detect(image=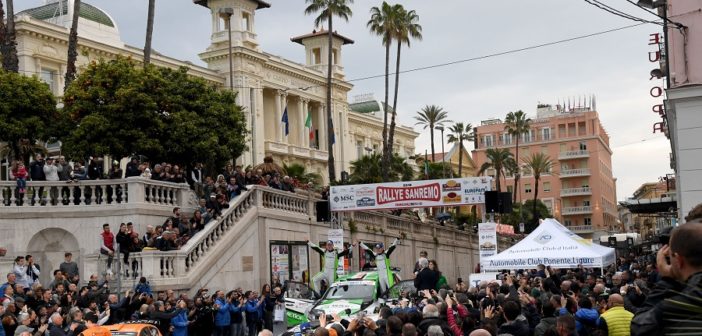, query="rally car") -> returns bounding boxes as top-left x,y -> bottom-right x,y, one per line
79,322 -> 161,336
284,271 -> 416,330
